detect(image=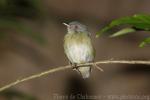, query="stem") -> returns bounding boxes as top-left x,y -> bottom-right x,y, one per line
0,60 -> 150,92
